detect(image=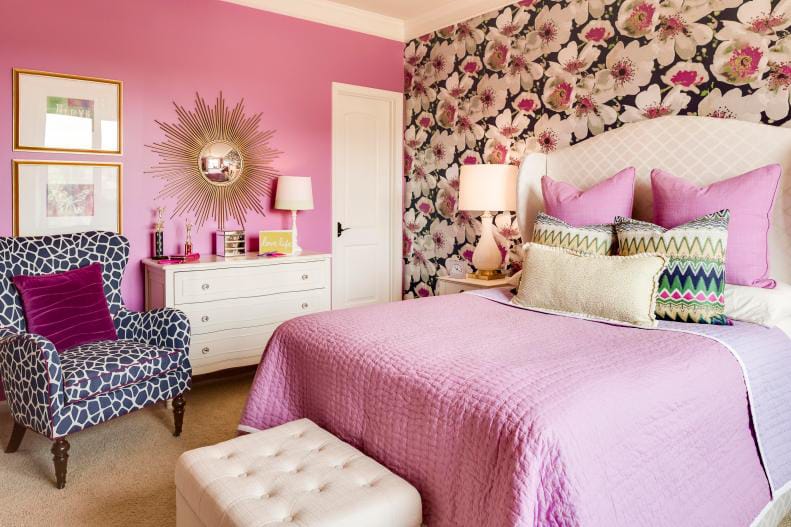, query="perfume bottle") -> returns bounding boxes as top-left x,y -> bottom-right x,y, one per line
153,207 -> 166,260
184,221 -> 193,255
